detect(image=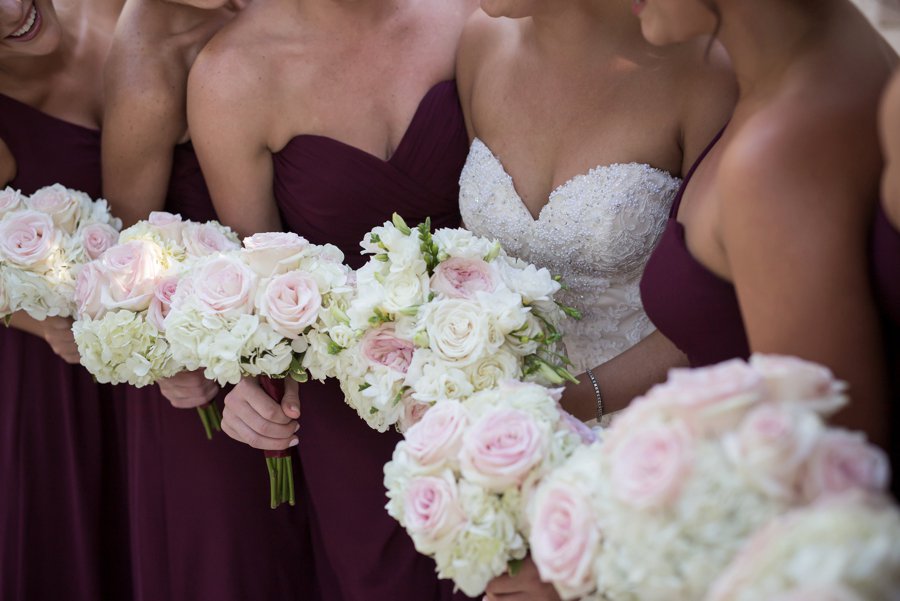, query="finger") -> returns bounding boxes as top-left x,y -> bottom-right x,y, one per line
222,408 -> 297,450
238,381 -> 294,425
225,391 -> 298,438
281,377 -> 301,419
